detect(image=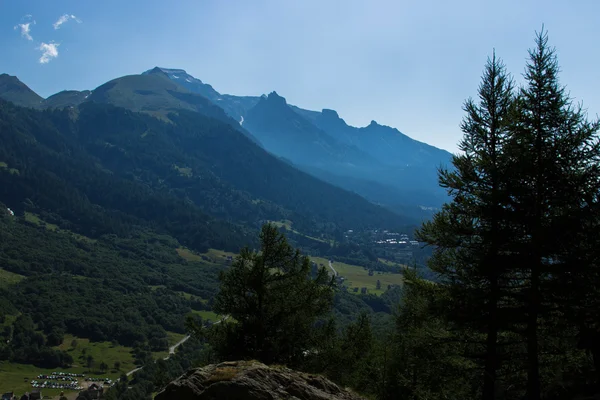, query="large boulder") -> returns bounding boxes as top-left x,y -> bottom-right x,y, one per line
154,360 -> 366,400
